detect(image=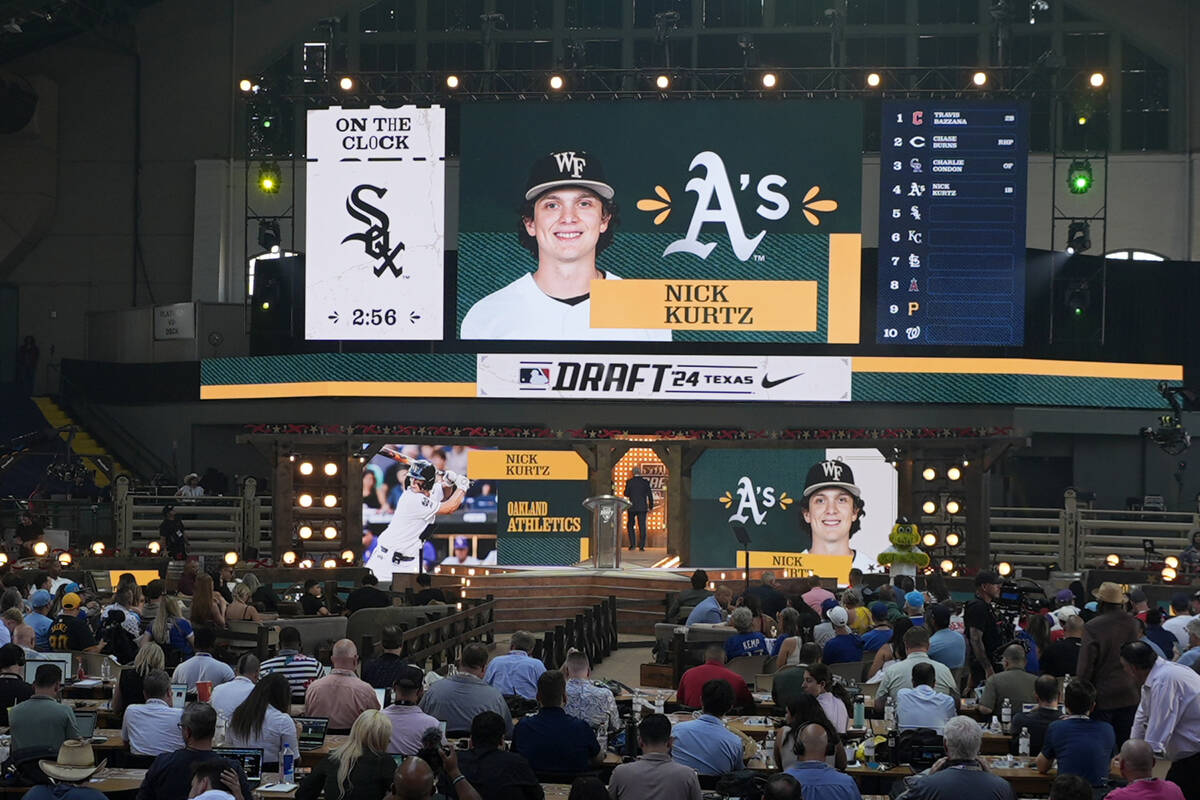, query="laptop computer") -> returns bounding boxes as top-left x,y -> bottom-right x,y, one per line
170,683 -> 188,709
373,687 -> 392,709
214,747 -> 264,785
73,710 -> 97,739
294,717 -> 329,751
26,652 -> 72,685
